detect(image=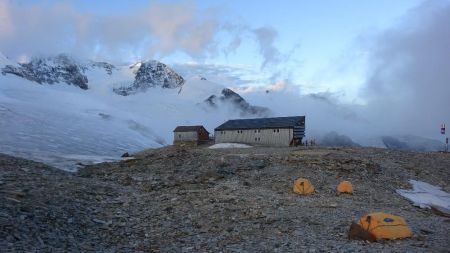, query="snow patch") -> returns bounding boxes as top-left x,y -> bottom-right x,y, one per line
209,143 -> 252,149
396,180 -> 450,212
